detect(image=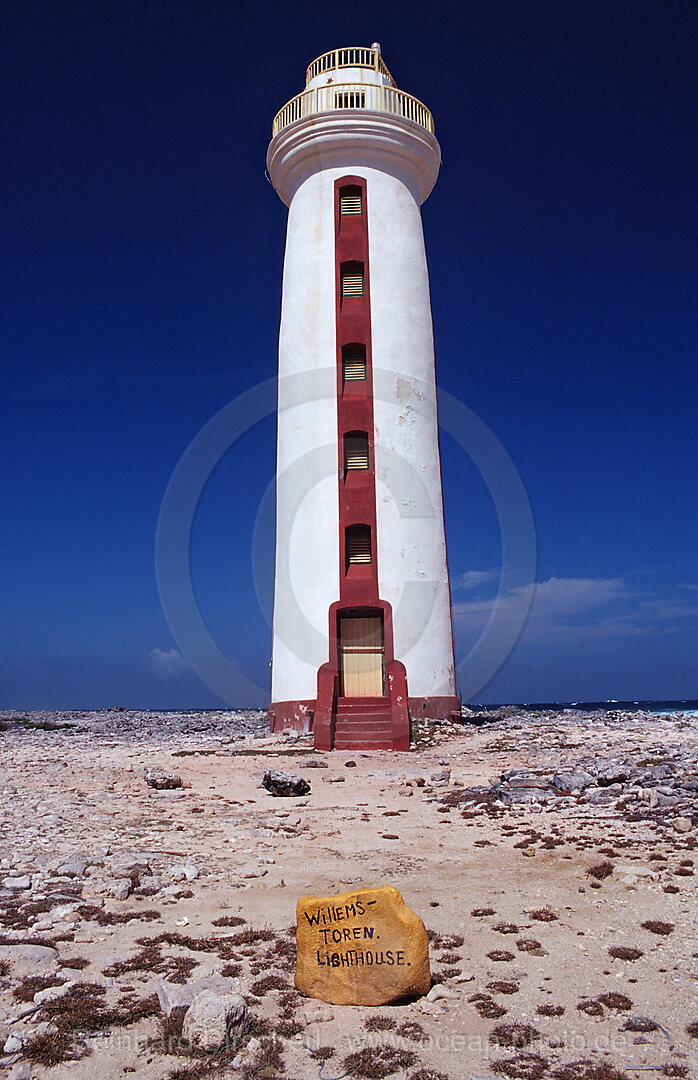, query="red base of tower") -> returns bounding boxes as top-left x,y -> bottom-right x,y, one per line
267,699 -> 315,732
268,693 -> 462,749
407,696 -> 462,722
